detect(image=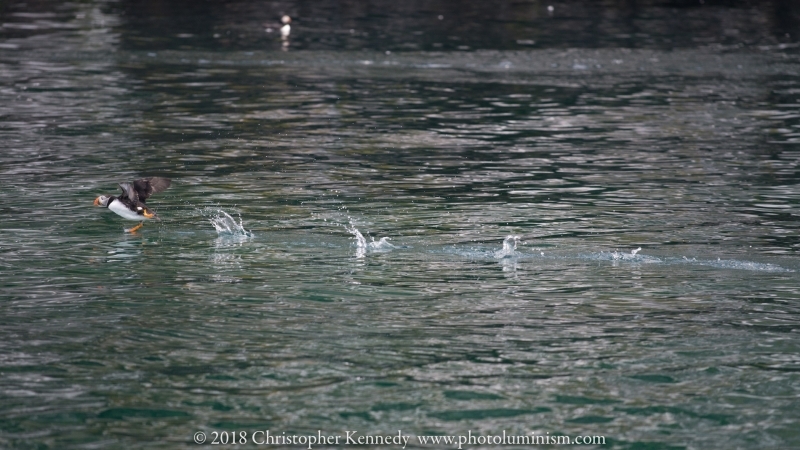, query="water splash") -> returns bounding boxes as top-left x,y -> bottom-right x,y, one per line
612,247 -> 643,261
494,235 -> 522,259
204,208 -> 251,236
369,237 -> 395,250
346,222 -> 367,258
346,222 -> 395,258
